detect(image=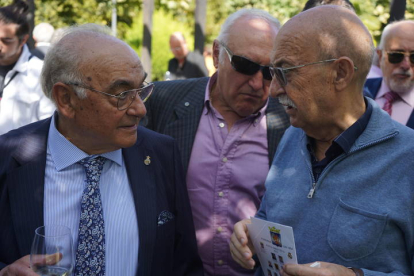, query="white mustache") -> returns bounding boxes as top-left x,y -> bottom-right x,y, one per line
393,70 -> 412,77
278,95 -> 297,108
